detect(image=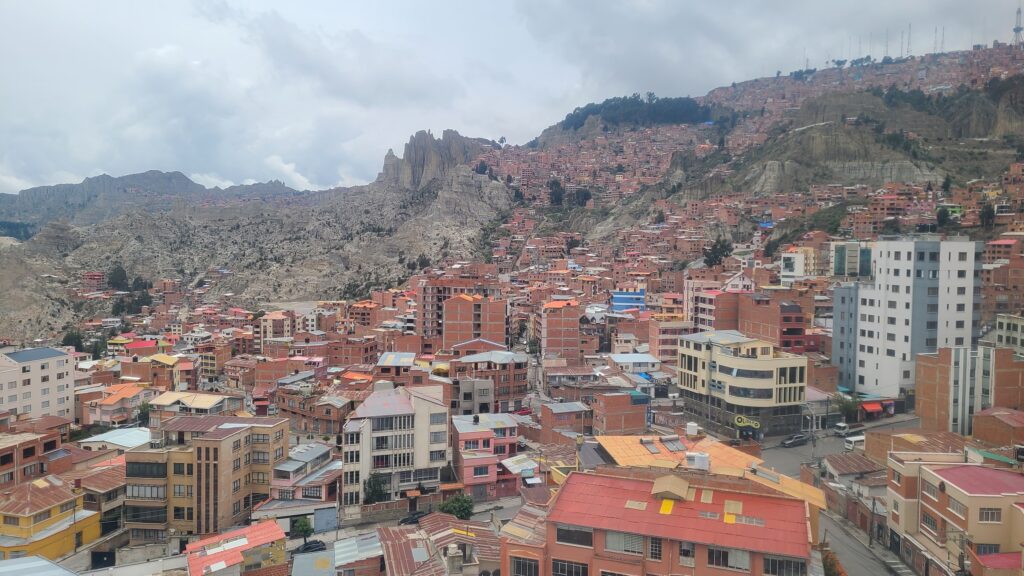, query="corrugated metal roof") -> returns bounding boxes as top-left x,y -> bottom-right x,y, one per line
0,556 -> 78,576
81,427 -> 152,449
3,348 -> 68,363
334,531 -> 382,566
